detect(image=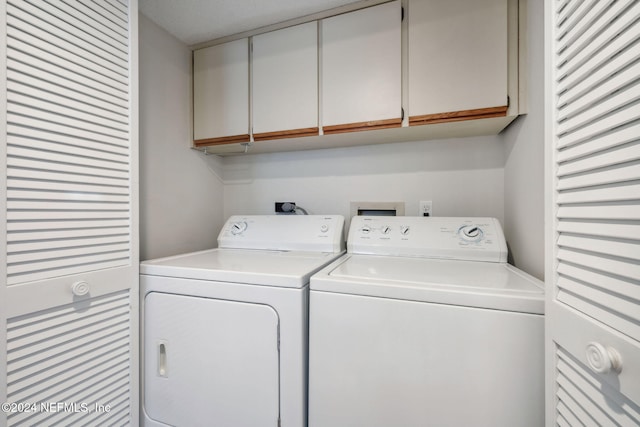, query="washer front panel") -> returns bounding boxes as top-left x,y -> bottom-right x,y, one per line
308,291 -> 544,427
